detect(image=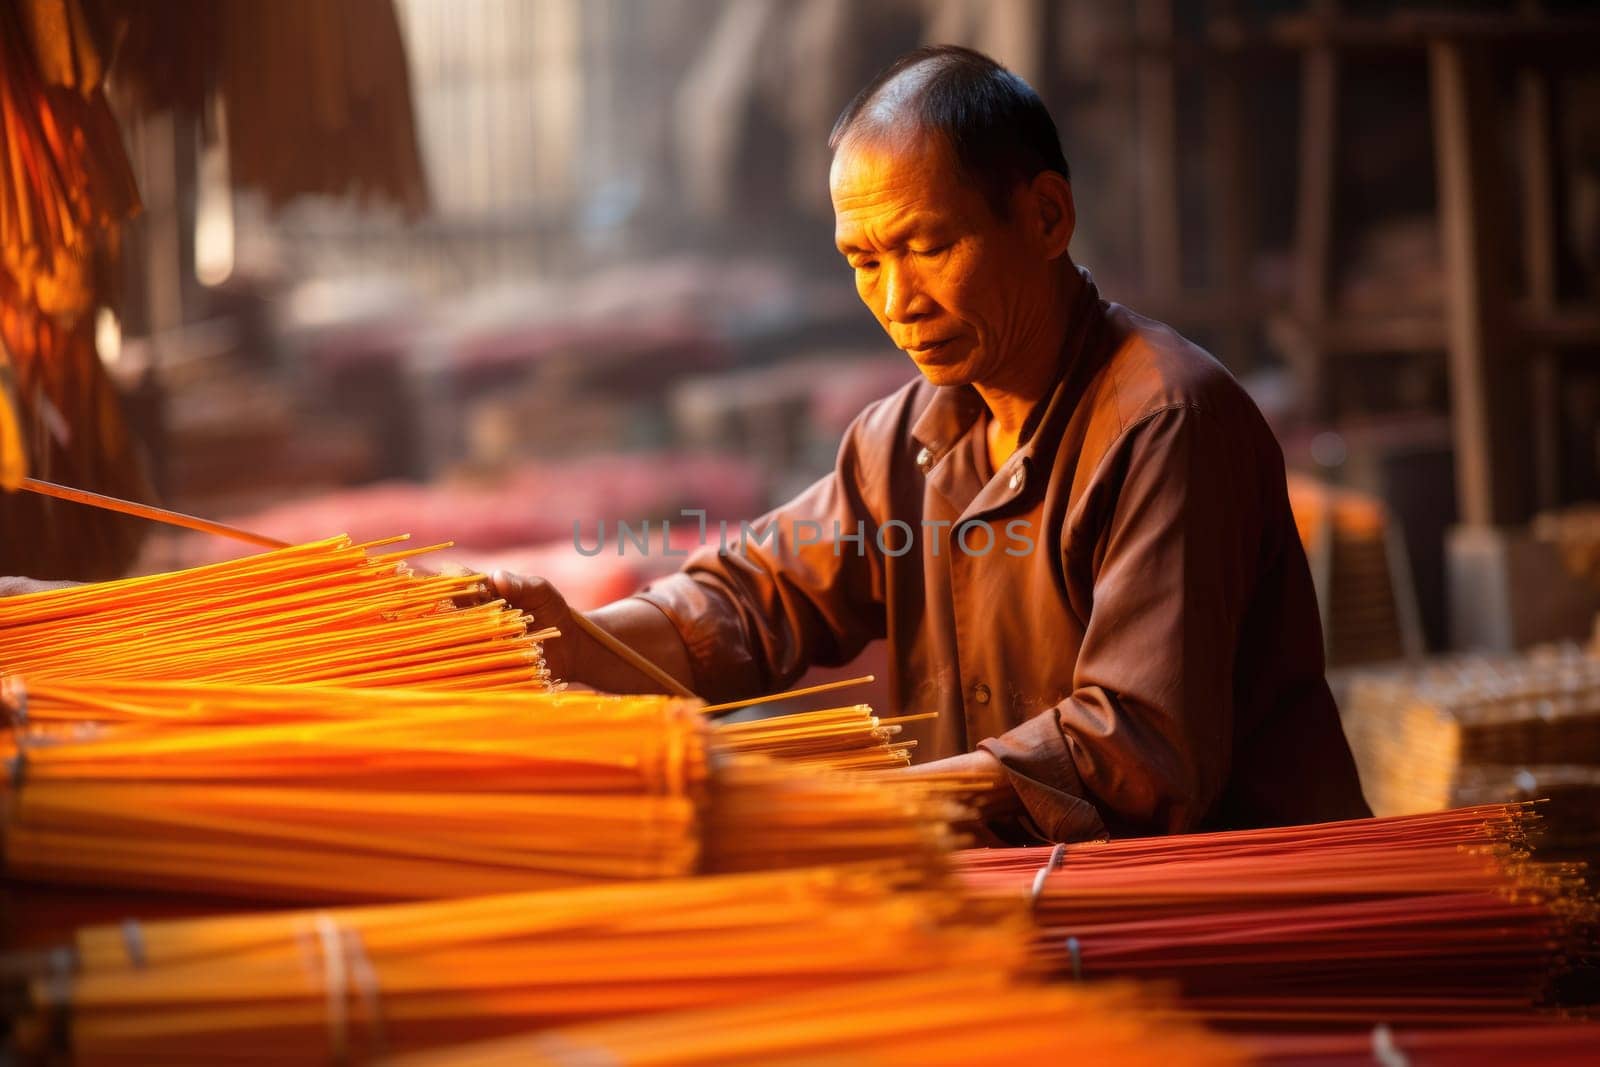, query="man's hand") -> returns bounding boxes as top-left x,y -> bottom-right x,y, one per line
0,576 -> 75,597
487,571 -> 695,695
897,747 -> 1025,824
487,571 -> 588,684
